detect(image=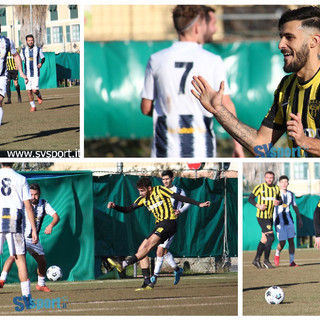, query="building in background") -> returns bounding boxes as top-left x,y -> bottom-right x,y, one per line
1,5 -> 80,53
